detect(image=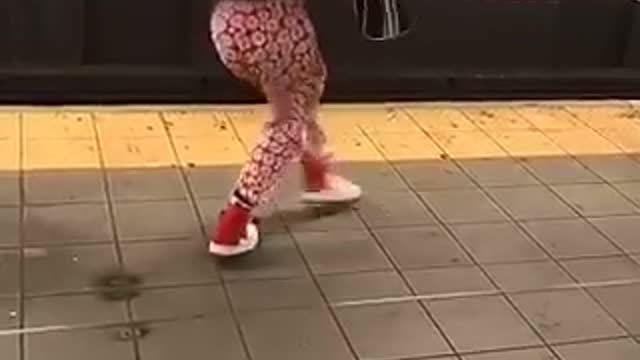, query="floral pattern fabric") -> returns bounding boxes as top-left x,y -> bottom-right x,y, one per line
210,0 -> 328,207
